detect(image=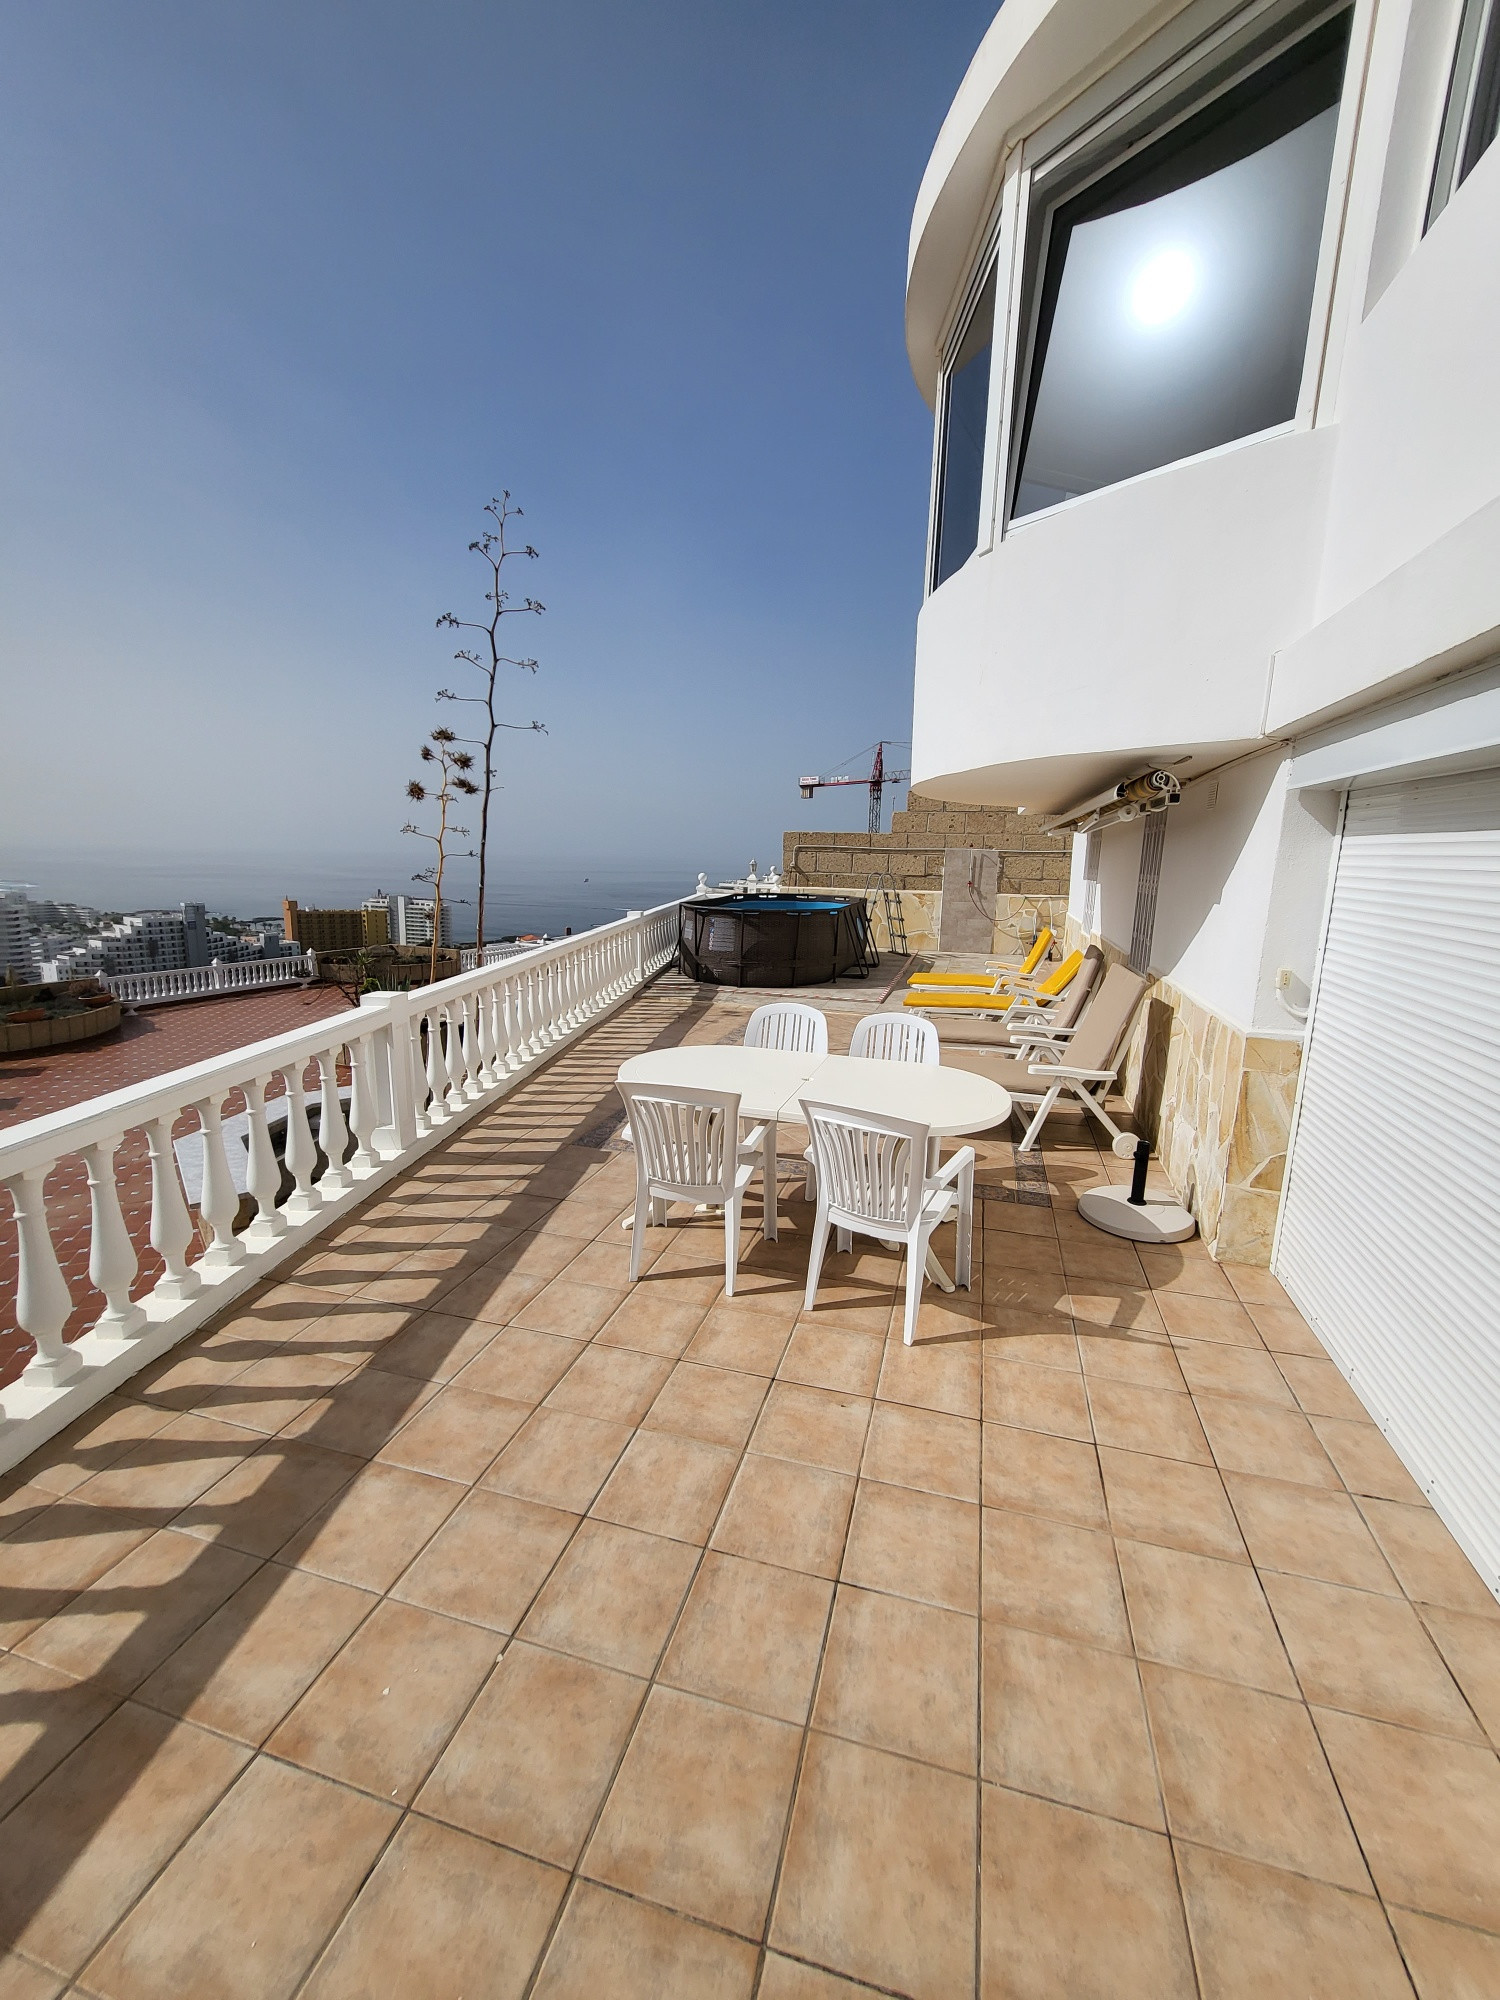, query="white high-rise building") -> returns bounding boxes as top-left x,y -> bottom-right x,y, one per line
0,892 -> 40,981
